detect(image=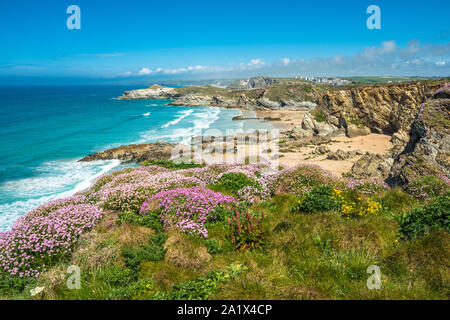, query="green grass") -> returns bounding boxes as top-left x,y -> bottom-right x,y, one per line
4,178 -> 449,300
